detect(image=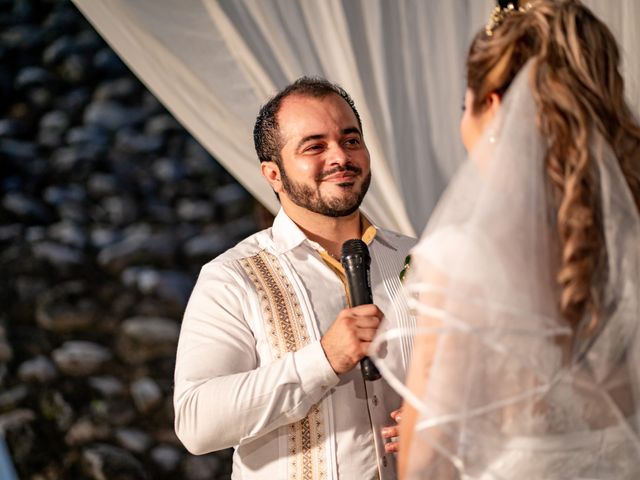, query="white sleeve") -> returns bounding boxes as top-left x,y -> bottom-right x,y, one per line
173,261 -> 339,455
